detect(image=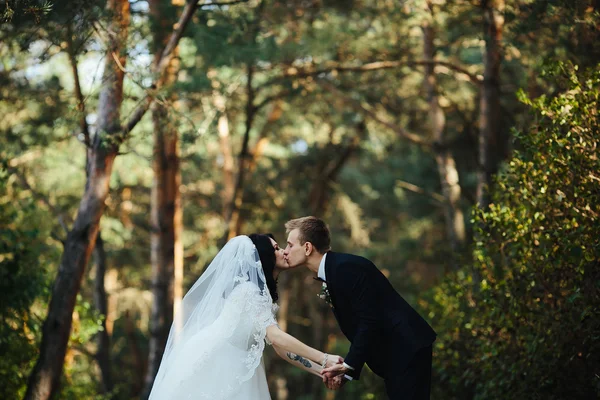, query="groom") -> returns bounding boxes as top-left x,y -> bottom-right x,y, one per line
283,217 -> 436,399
